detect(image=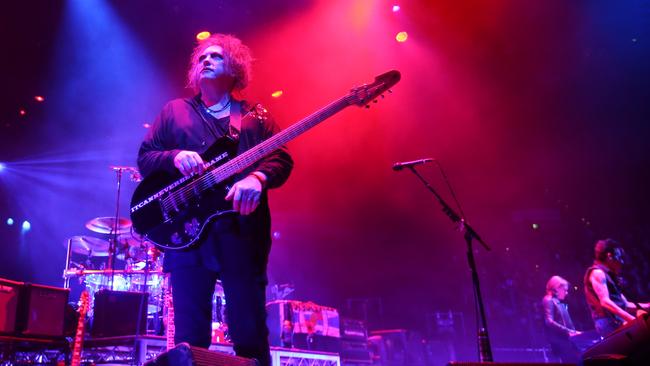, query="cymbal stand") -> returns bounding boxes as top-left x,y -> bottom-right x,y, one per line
401,165 -> 494,362
63,237 -> 73,289
107,167 -> 125,290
